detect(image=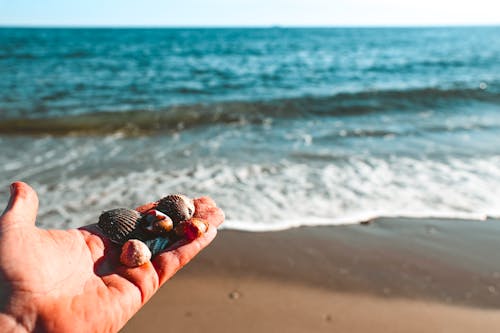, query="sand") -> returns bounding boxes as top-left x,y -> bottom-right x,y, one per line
121,218 -> 500,332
